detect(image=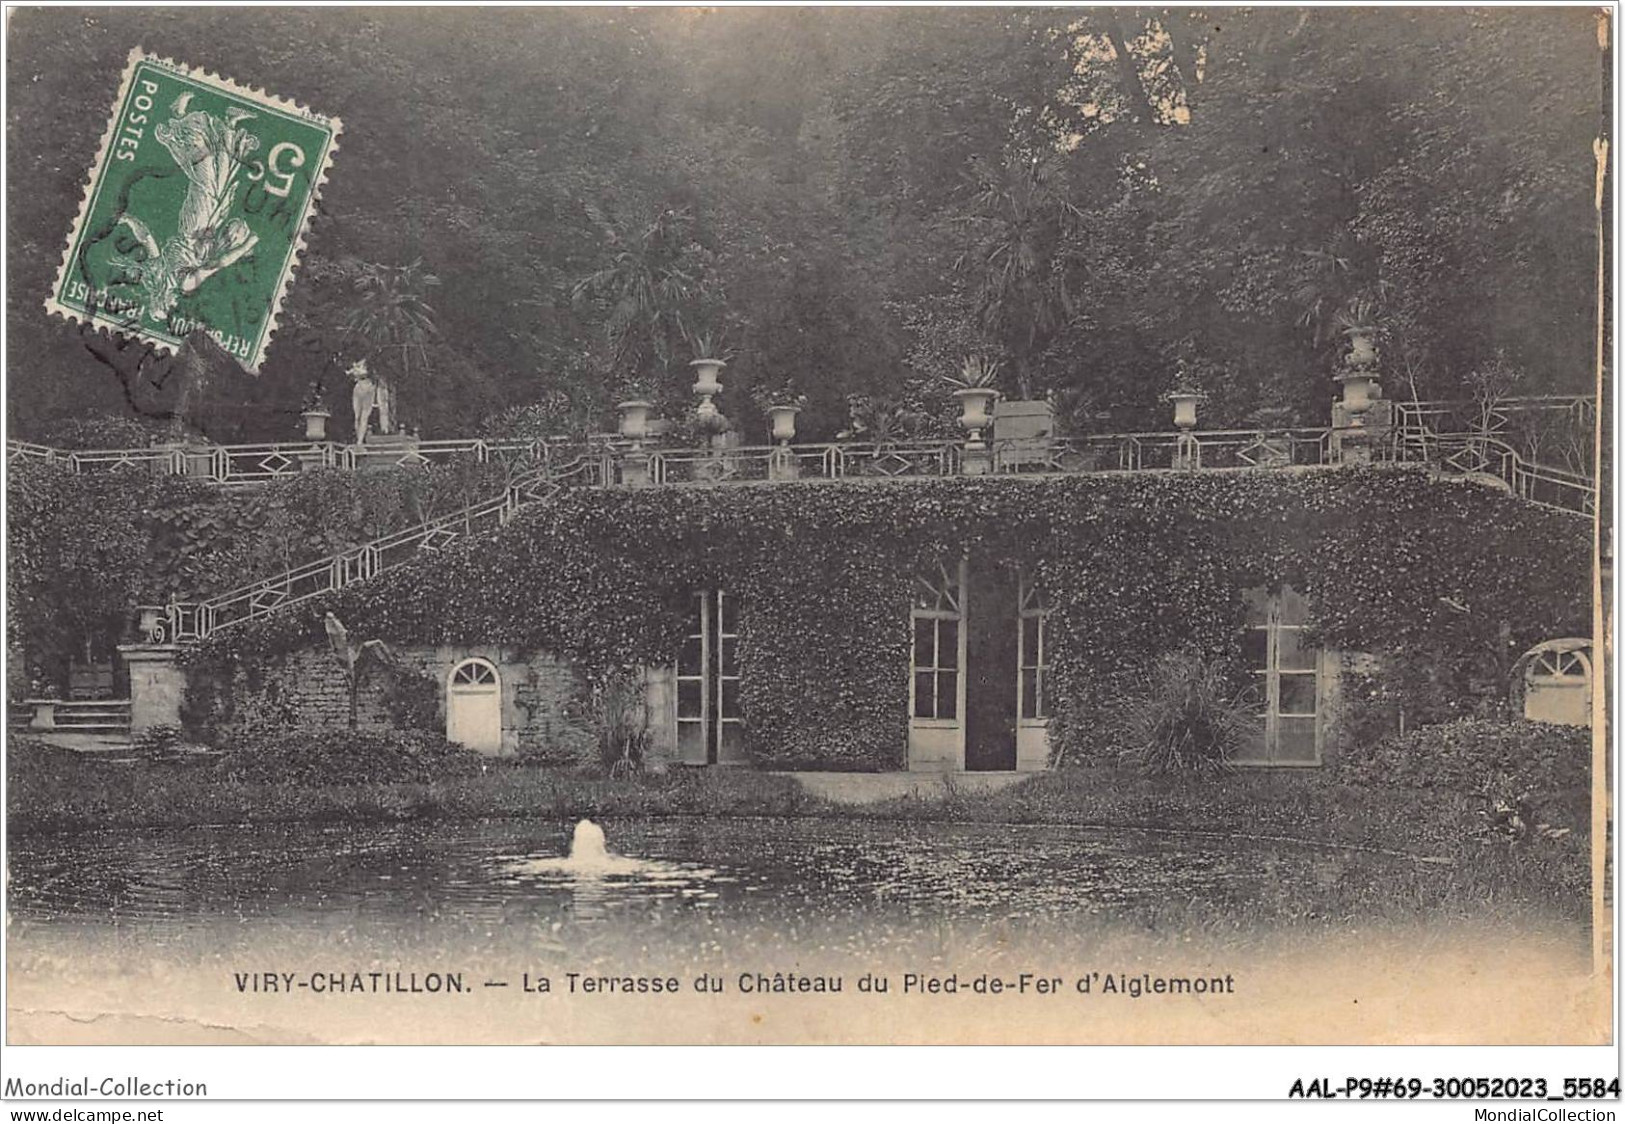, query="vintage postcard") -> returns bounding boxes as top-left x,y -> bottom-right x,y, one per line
2,3 -> 1615,1104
